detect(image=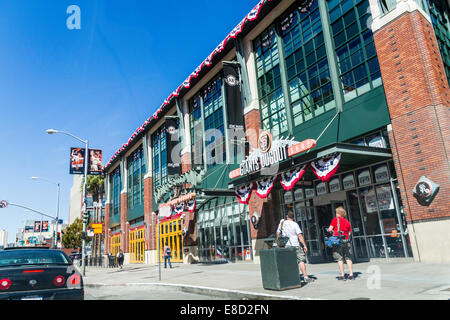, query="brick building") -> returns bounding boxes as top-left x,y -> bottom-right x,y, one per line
103,0 -> 450,265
